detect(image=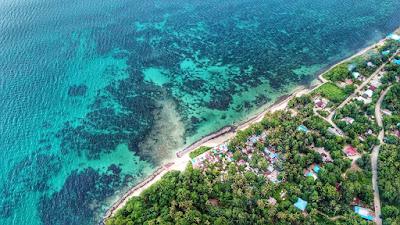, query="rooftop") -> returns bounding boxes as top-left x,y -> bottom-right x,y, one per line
297,125 -> 309,133
344,146 -> 358,156
294,198 -> 308,211
354,206 -> 375,221
387,33 -> 400,41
